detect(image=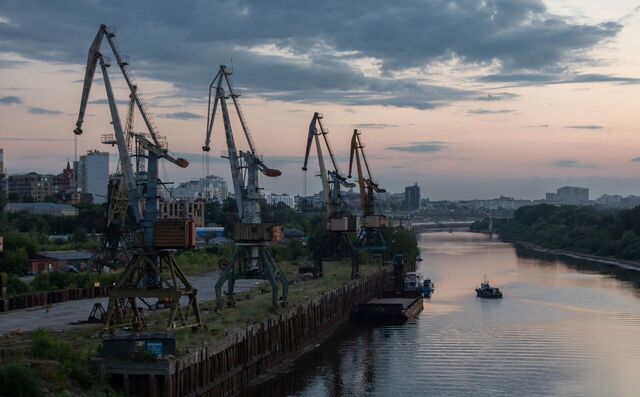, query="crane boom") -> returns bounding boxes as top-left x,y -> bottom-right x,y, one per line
74,24 -> 164,148
74,24 -> 189,224
98,55 -> 141,223
348,129 -> 385,217
204,65 -> 280,219
303,113 -> 354,217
